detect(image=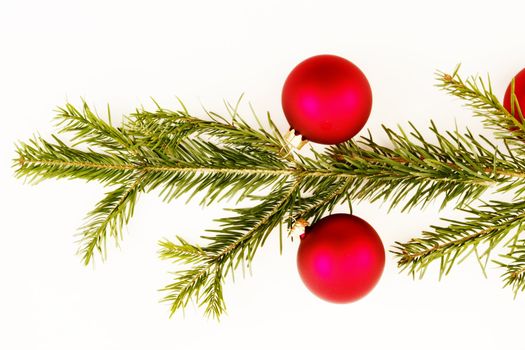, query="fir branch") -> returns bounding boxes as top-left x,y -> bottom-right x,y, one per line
159,179 -> 301,319
127,99 -> 293,162
15,67 -> 525,317
159,176 -> 360,319
18,100 -> 525,211
496,239 -> 525,295
140,136 -> 292,205
55,102 -> 134,151
325,122 -> 525,211
78,173 -> 144,264
290,177 -> 353,225
437,67 -> 525,145
14,135 -> 136,185
158,237 -> 210,264
393,200 -> 525,279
